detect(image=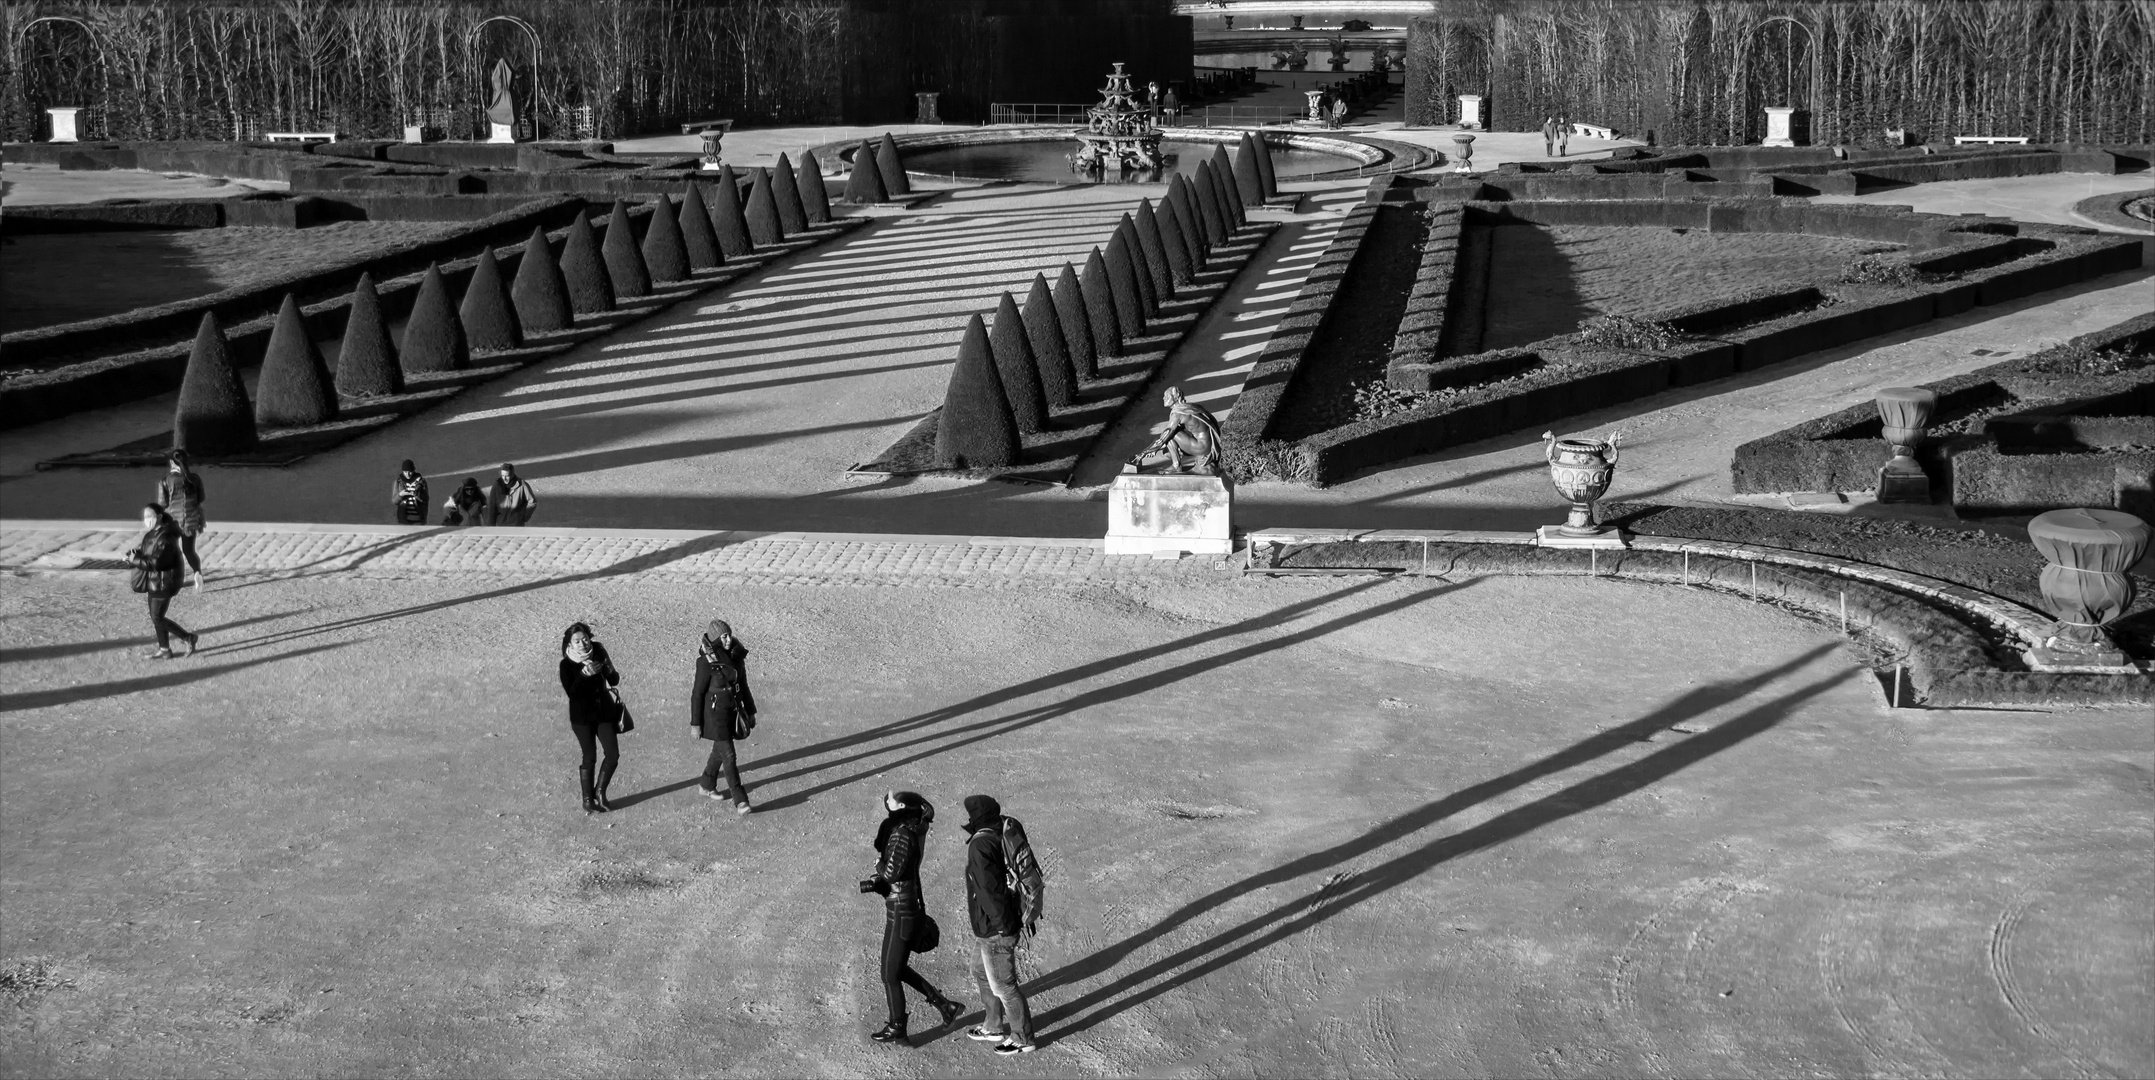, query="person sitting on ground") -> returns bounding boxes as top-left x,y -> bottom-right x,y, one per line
442,478 -> 487,526
485,463 -> 538,526
155,449 -> 209,592
392,459 -> 430,526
